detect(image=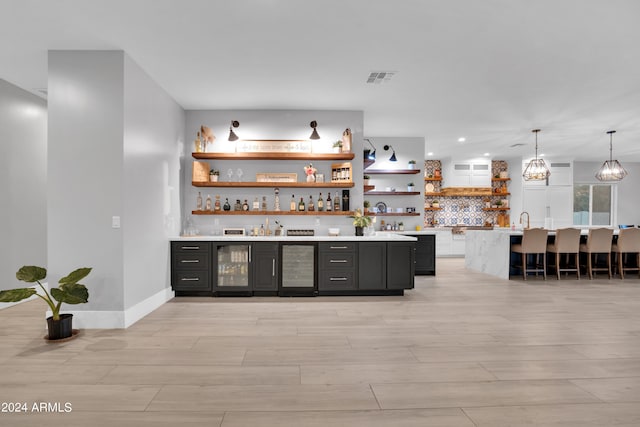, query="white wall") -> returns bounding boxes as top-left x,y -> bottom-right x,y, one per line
48,51 -> 184,327
0,80 -> 47,289
184,110 -> 363,235
123,55 -> 184,310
